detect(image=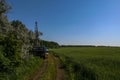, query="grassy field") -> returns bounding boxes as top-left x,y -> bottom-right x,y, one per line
52,47 -> 120,80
